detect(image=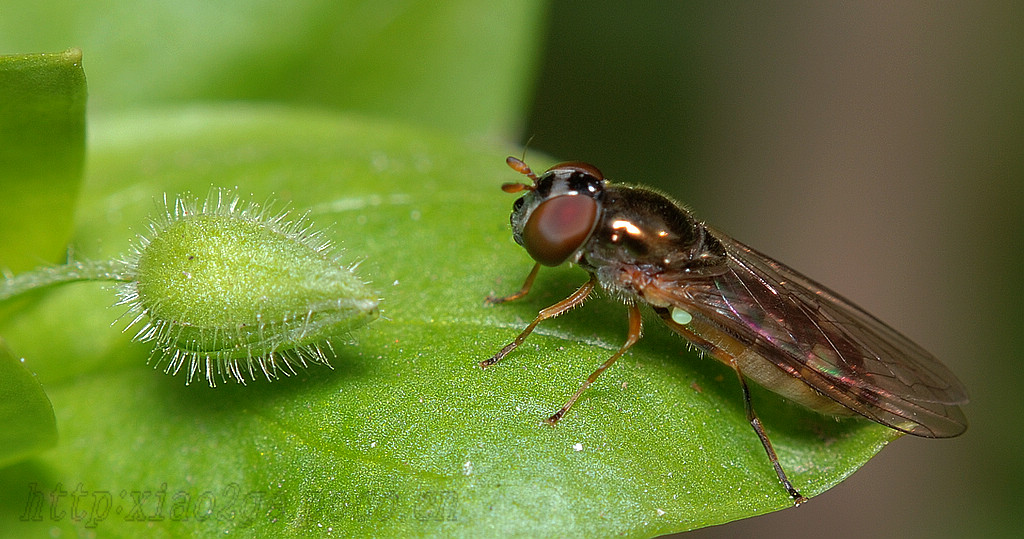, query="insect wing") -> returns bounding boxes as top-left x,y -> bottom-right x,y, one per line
661,229 -> 968,438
